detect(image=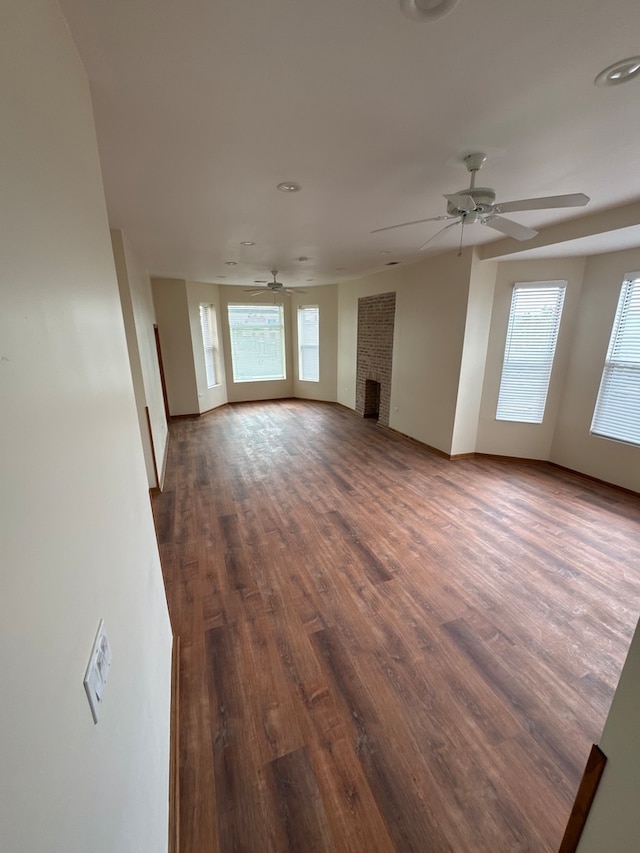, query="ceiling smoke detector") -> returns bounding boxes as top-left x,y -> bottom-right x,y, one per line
400,0 -> 460,22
